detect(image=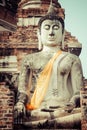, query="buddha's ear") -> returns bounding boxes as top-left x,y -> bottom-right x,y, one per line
61,30 -> 65,50
37,29 -> 43,50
